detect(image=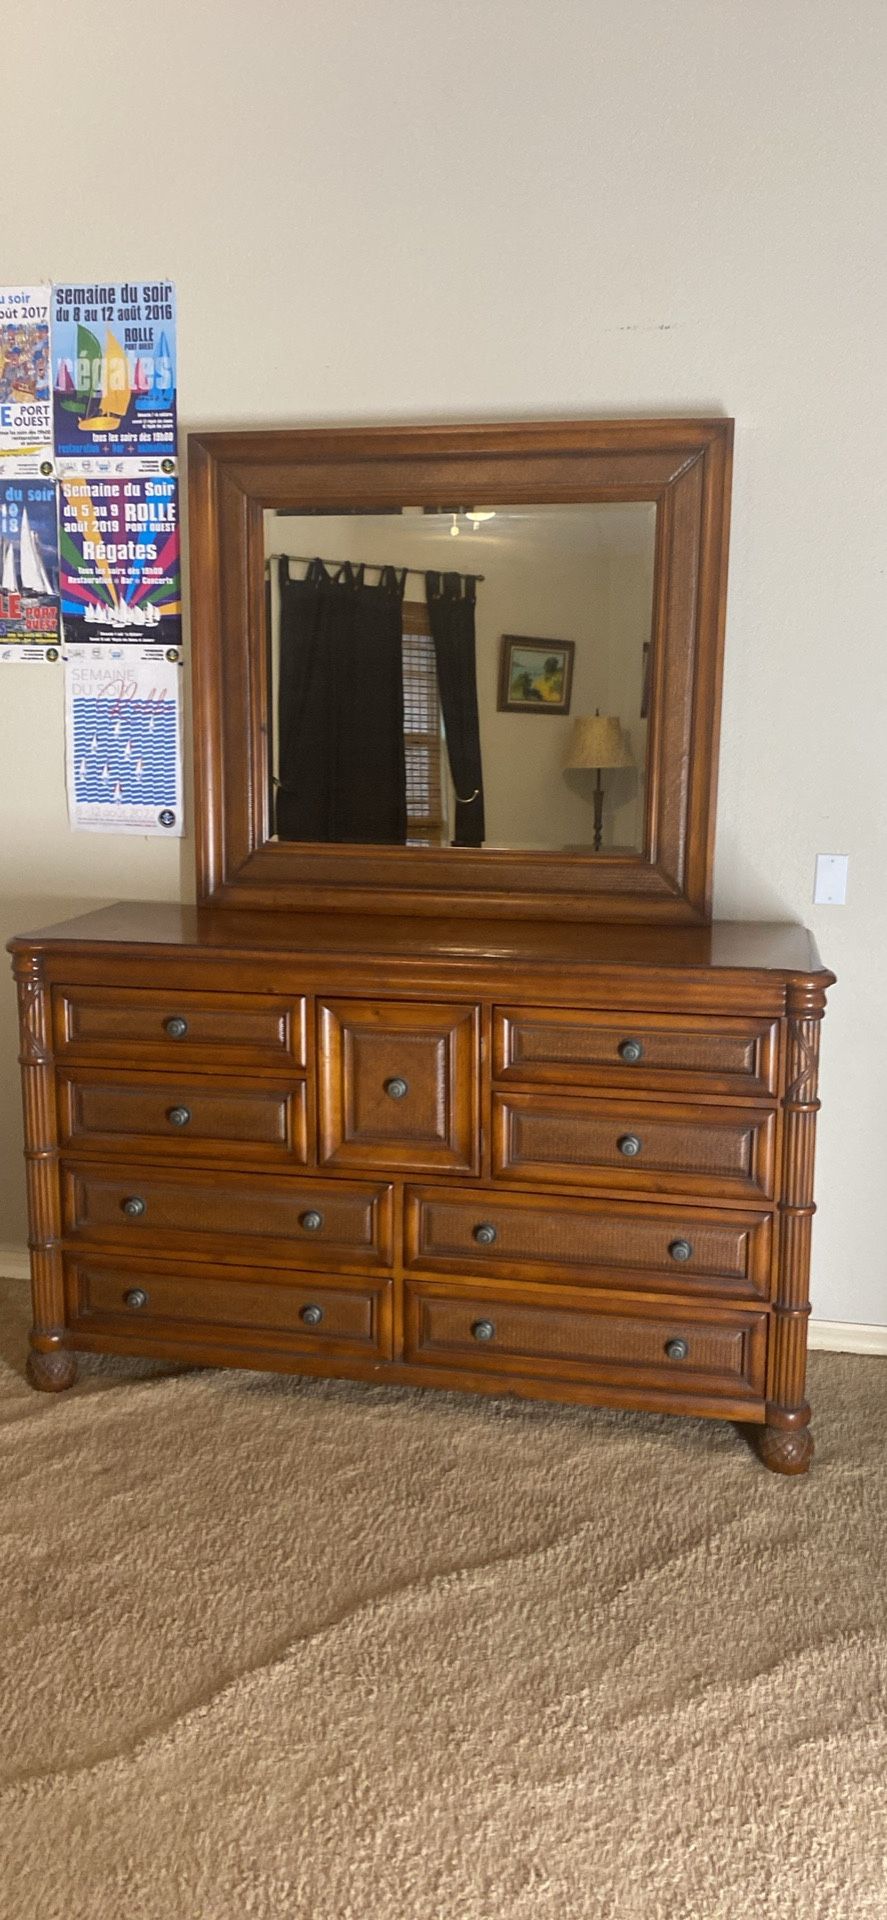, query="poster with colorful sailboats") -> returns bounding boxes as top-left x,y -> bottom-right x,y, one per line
51,281 -> 177,469
0,287 -> 54,476
59,473 -> 181,648
0,478 -> 61,662
65,649 -> 184,834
